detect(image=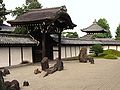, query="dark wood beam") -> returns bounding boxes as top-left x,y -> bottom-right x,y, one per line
21,47 -> 23,63
42,31 -> 46,59
58,32 -> 61,60
9,47 -> 11,66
